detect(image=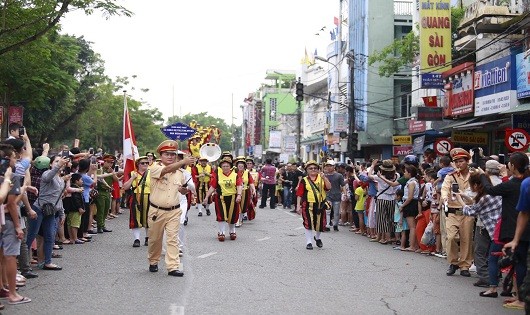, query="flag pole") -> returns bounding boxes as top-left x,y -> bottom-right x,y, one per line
124,90 -> 136,169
